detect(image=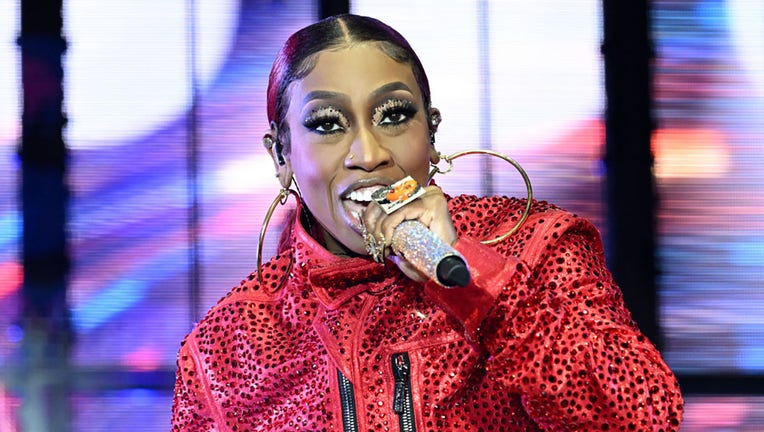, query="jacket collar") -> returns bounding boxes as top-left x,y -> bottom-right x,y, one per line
290,203 -> 398,310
